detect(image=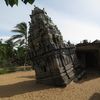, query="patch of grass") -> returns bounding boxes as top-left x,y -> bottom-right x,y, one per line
0,68 -> 8,74
0,67 -> 16,74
